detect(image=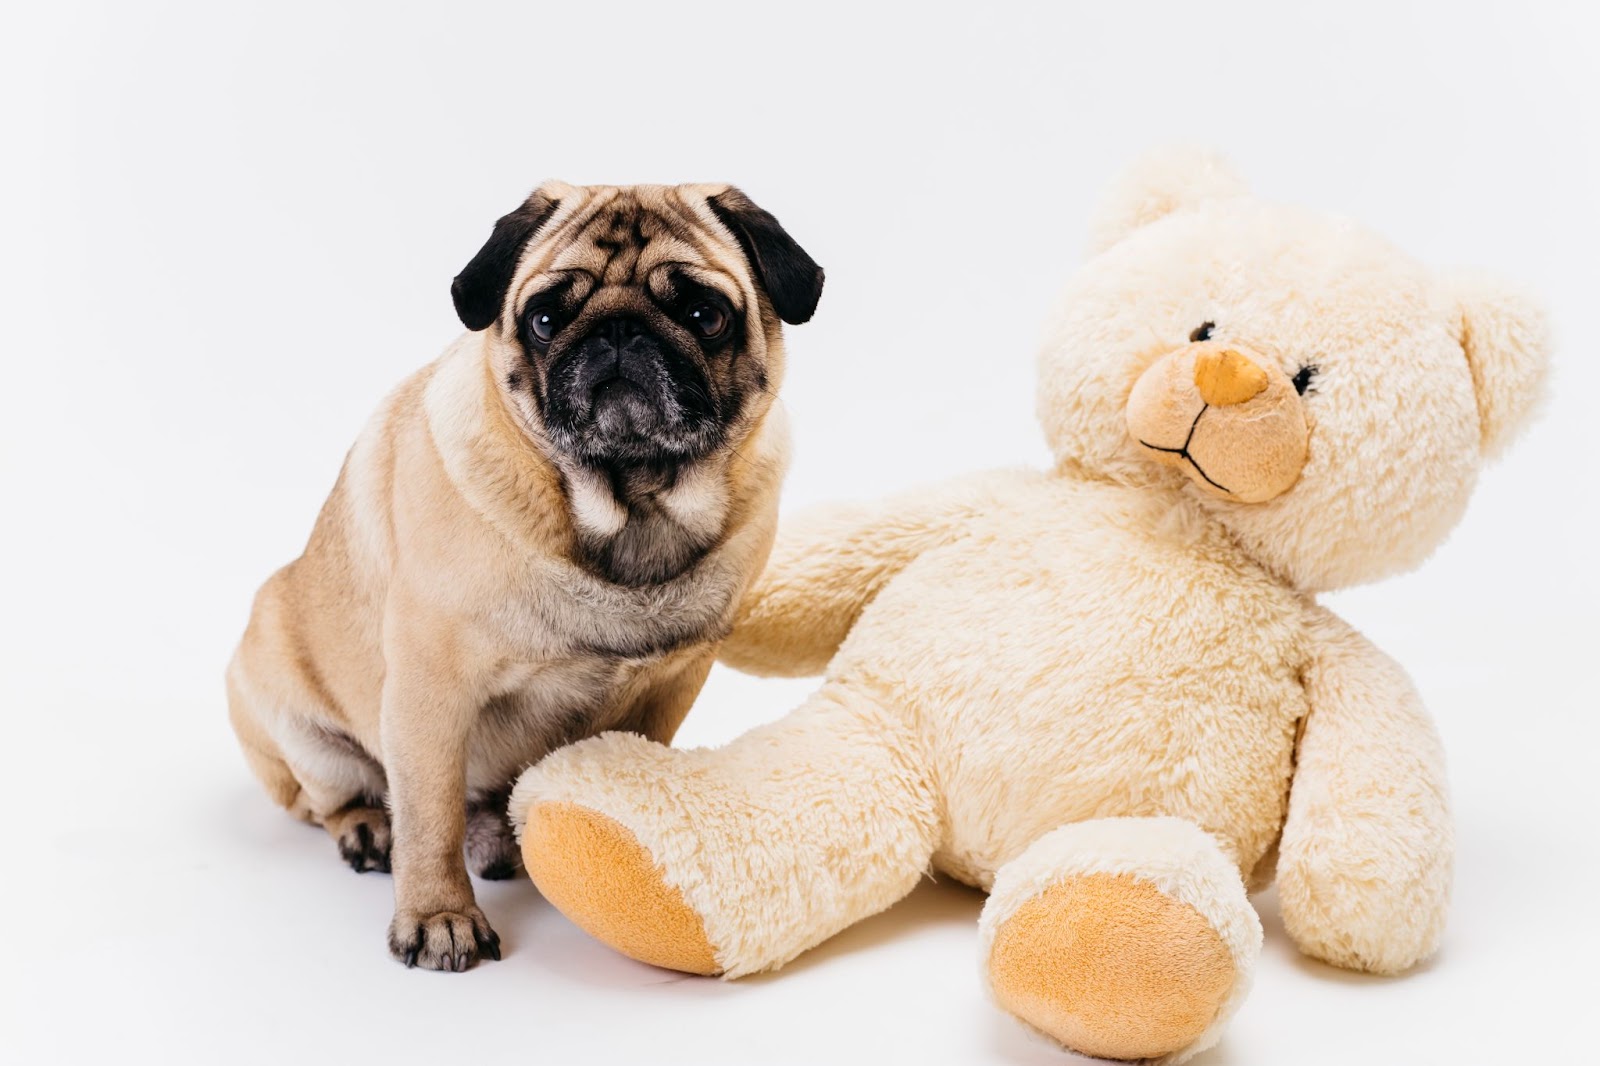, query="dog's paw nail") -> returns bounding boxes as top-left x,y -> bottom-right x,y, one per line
475,924 -> 502,961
